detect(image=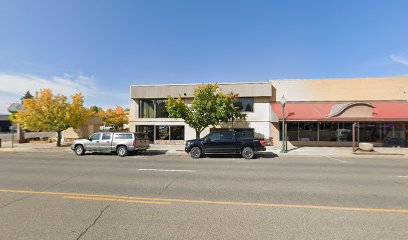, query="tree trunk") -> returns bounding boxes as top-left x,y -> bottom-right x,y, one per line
57,131 -> 62,147
195,130 -> 201,139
